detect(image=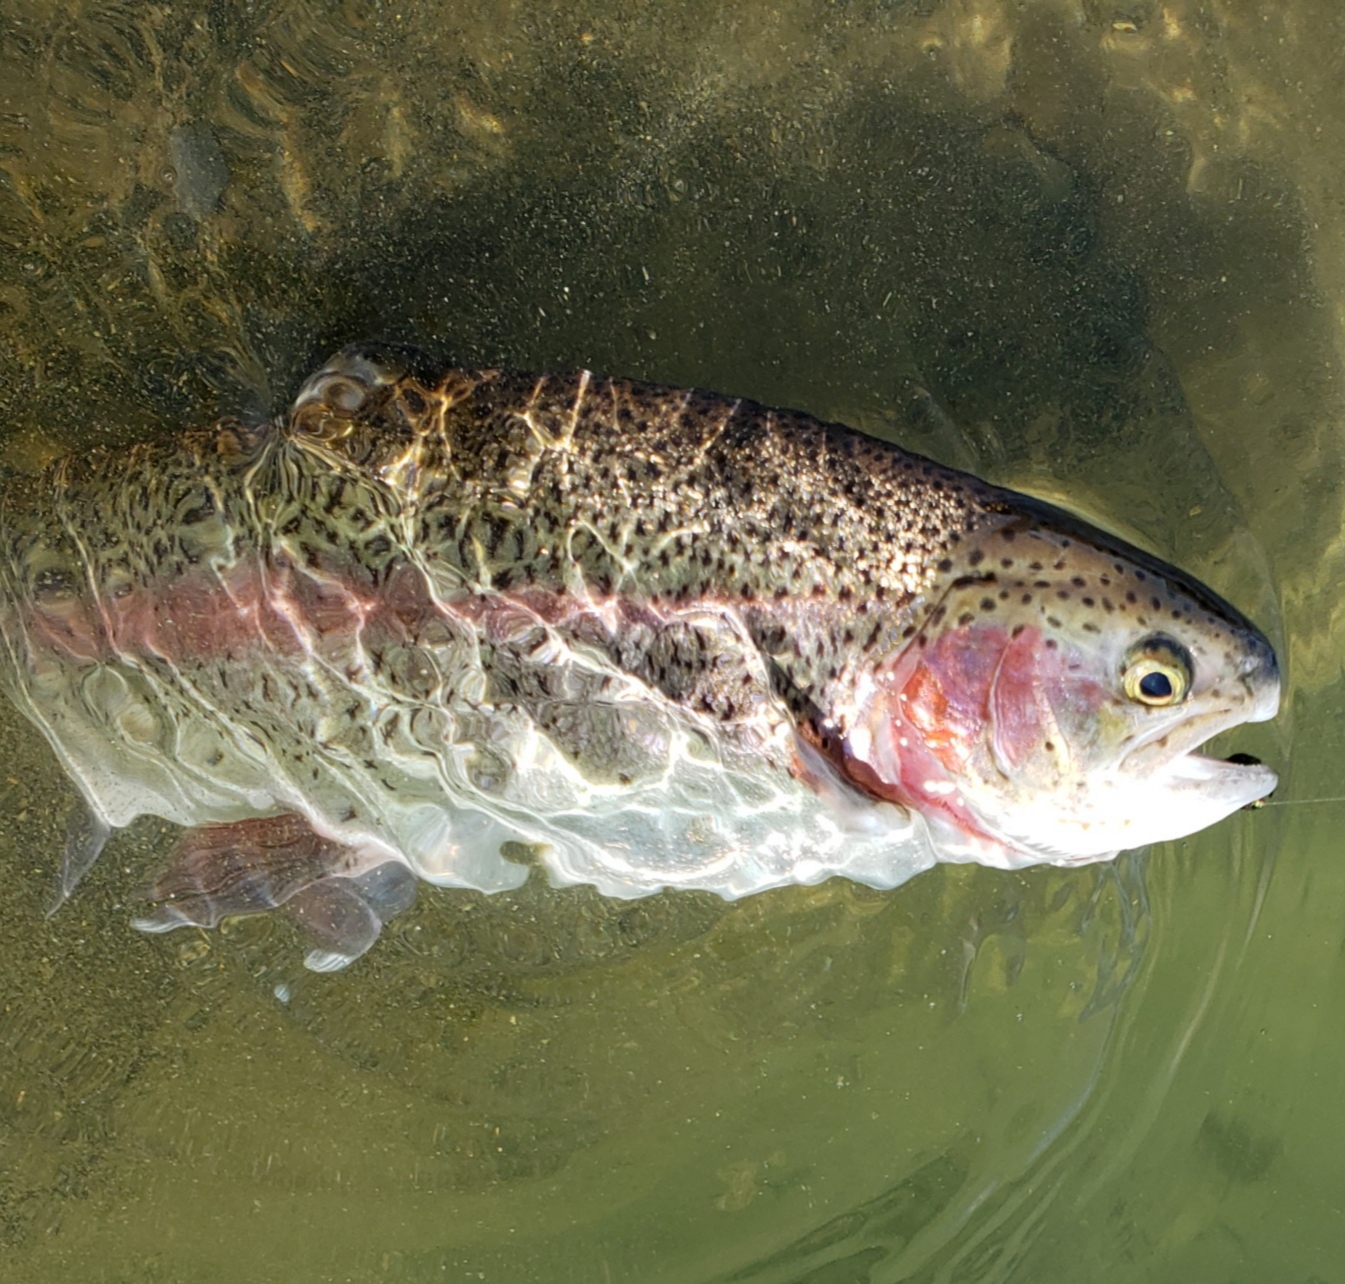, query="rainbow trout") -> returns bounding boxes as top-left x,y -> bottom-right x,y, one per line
0,345 -> 1279,969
